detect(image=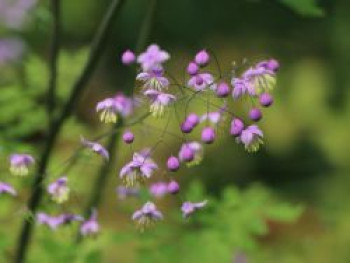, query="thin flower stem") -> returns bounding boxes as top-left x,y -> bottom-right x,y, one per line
13,1 -> 126,262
